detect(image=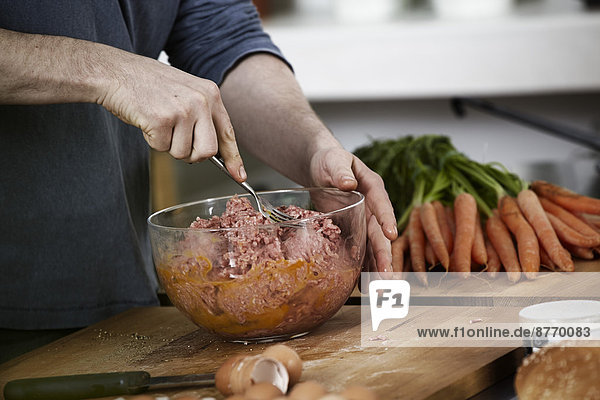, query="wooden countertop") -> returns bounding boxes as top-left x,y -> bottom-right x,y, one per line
1,261 -> 599,400
0,307 -> 527,400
